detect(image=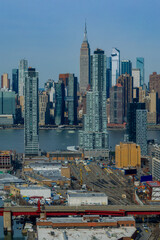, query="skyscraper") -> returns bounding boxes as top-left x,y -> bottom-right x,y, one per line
1,73 -> 10,89
12,69 -> 19,94
121,60 -> 132,76
111,48 -> 120,86
117,73 -> 133,121
127,101 -> 147,155
136,57 -> 144,87
110,84 -> 124,124
136,109 -> 147,156
67,74 -> 77,125
24,68 -> 39,156
55,80 -> 65,125
106,57 -> 112,98
19,59 -> 28,96
132,69 -> 140,88
80,22 -> 90,93
79,49 -> 109,156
